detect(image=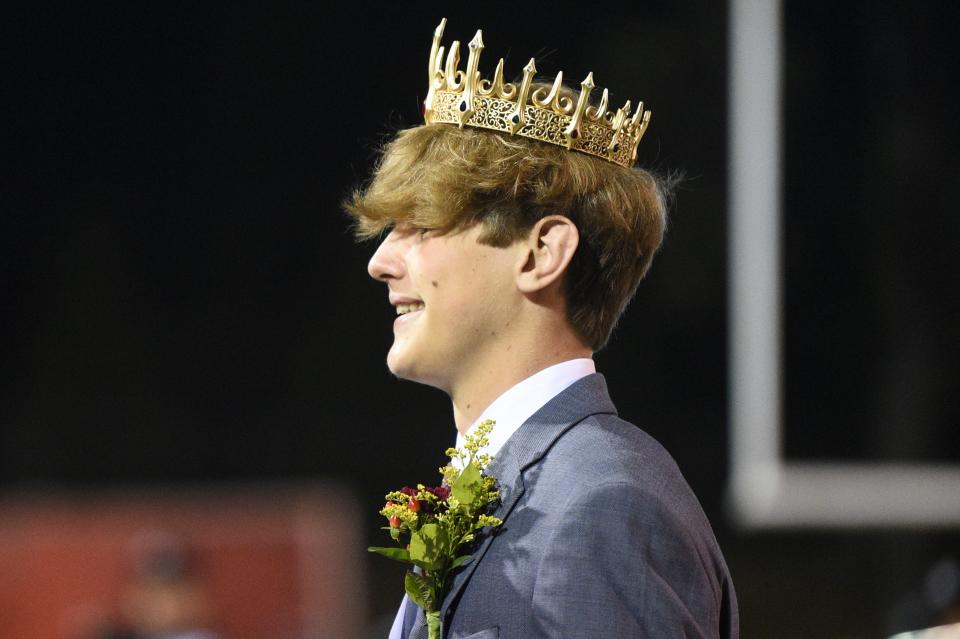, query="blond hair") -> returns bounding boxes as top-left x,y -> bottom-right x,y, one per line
344,123 -> 668,350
